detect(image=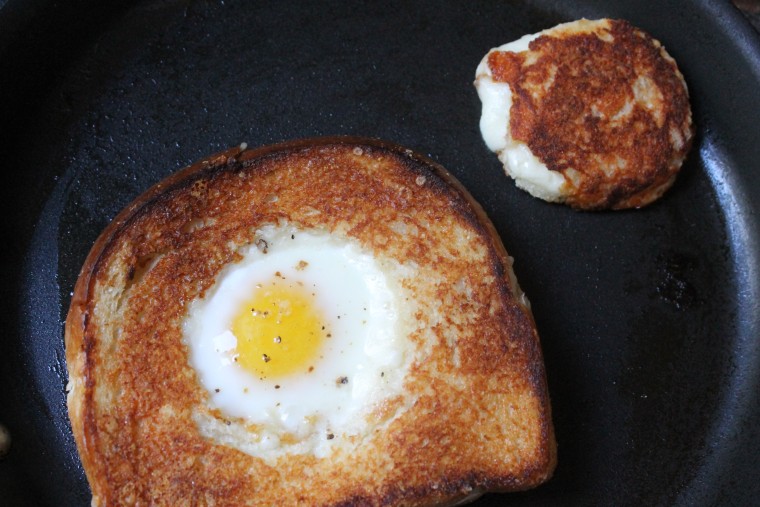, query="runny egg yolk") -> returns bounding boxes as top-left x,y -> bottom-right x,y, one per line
231,278 -> 326,379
